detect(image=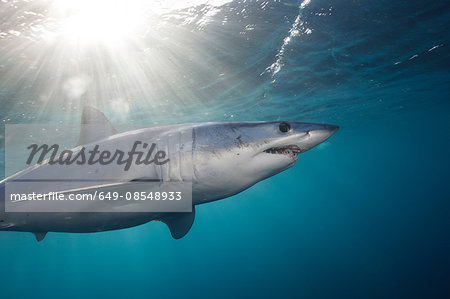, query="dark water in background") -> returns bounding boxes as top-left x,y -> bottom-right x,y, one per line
0,0 -> 449,298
